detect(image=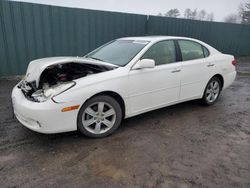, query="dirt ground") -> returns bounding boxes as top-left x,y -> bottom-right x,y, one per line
0,59 -> 249,188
